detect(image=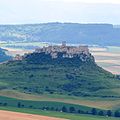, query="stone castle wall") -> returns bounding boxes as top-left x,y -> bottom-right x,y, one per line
35,42 -> 89,58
